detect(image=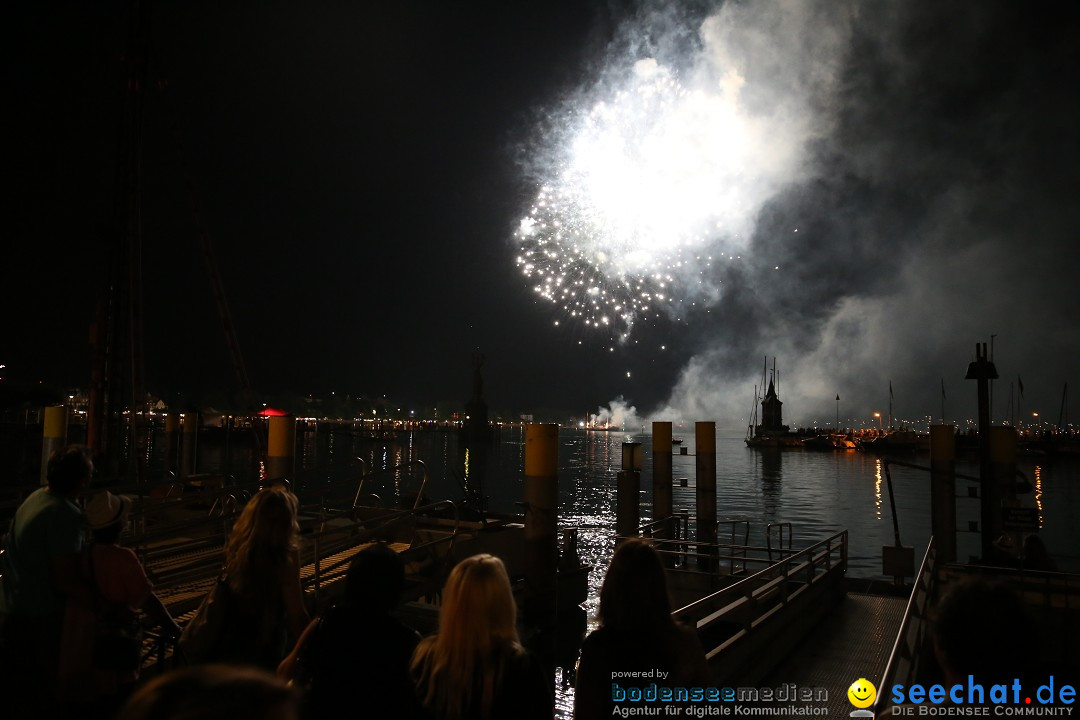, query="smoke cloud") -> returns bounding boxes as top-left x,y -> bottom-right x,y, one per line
561,1 -> 1080,431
